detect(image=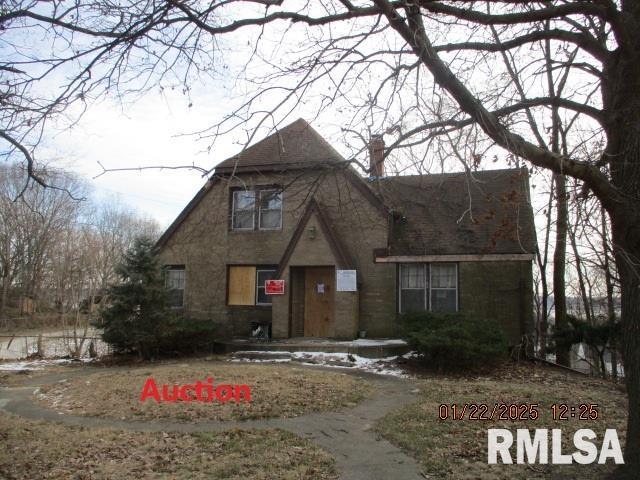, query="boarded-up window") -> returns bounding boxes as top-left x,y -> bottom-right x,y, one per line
228,266 -> 256,305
